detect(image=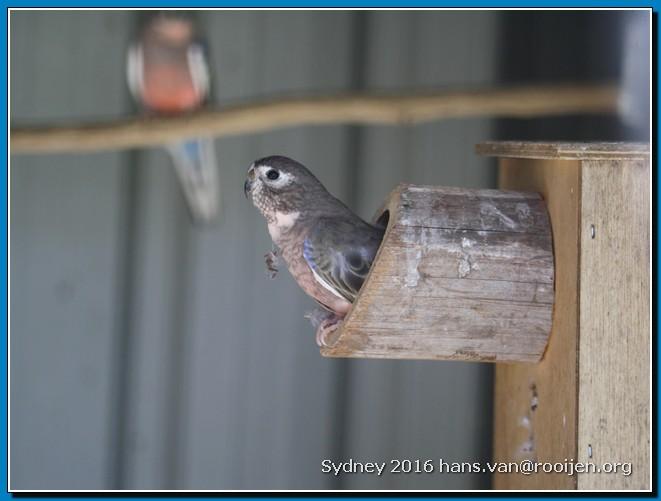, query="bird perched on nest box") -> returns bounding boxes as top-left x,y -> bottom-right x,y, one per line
244,156 -> 384,347
127,13 -> 220,223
